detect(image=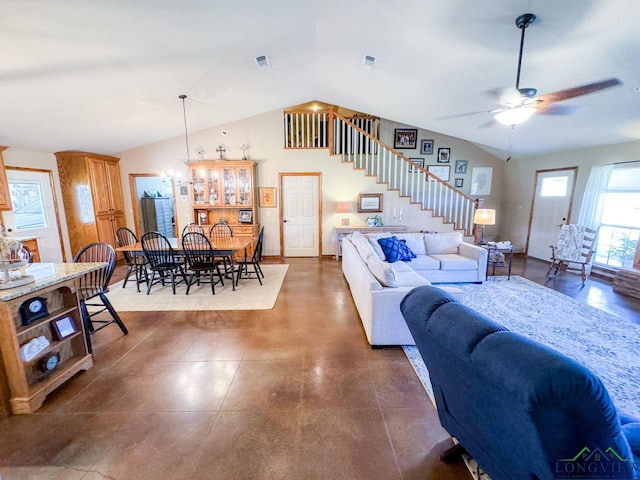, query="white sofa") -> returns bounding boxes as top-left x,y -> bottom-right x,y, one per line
341,231 -> 487,346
